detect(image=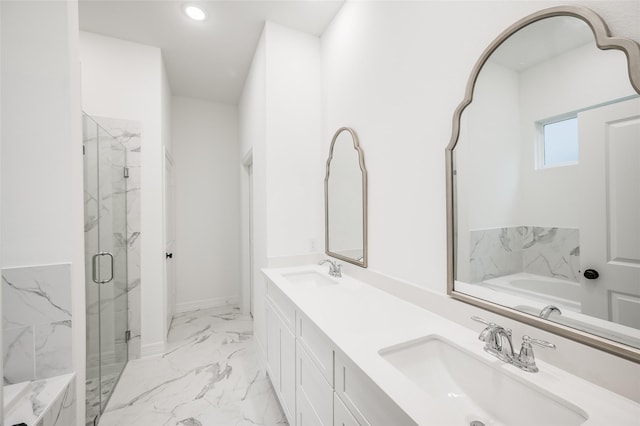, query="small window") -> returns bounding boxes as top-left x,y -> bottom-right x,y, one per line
540,117 -> 578,168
